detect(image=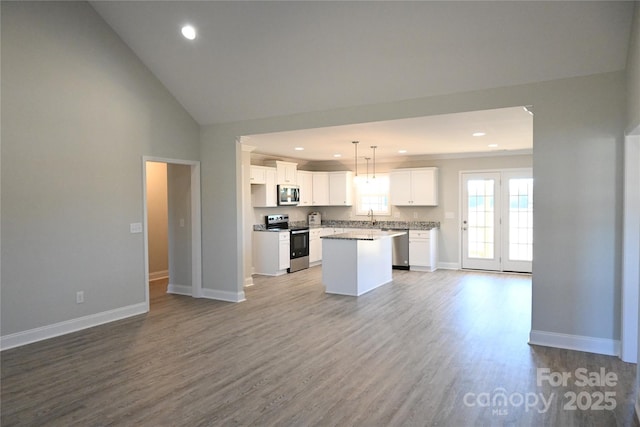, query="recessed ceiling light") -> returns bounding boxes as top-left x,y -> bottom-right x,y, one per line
294,147 -> 304,151
181,25 -> 197,40
488,144 -> 499,148
333,154 -> 342,158
472,132 -> 486,137
398,150 -> 407,154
